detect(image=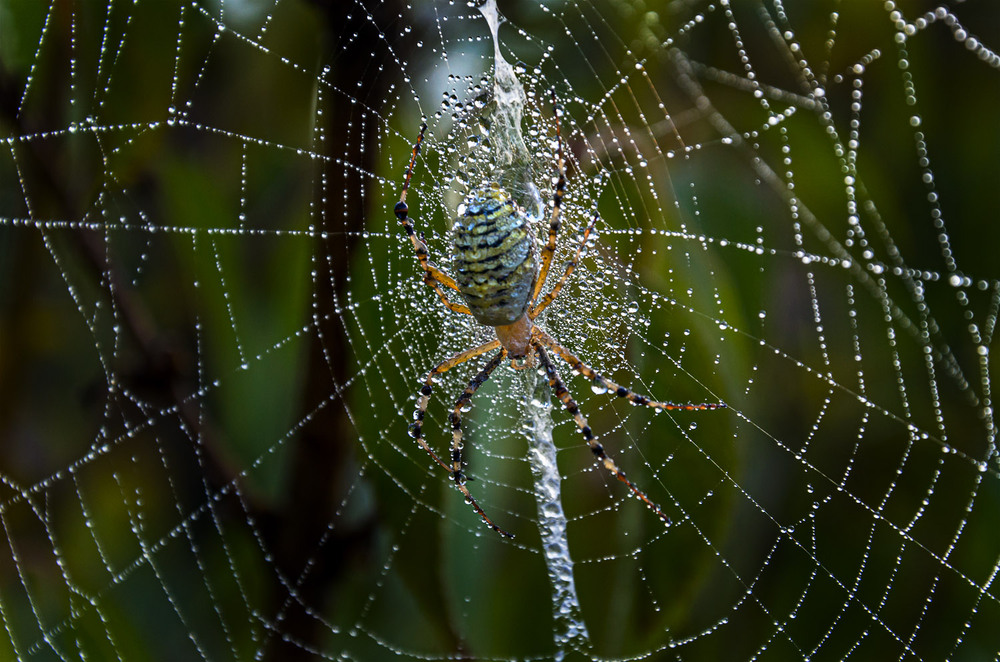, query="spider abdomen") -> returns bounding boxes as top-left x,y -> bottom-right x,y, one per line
452,186 -> 537,326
